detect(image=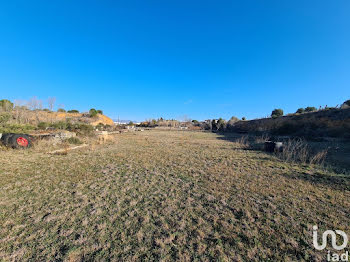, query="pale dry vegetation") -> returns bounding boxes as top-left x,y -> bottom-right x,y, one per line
0,131 -> 349,261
